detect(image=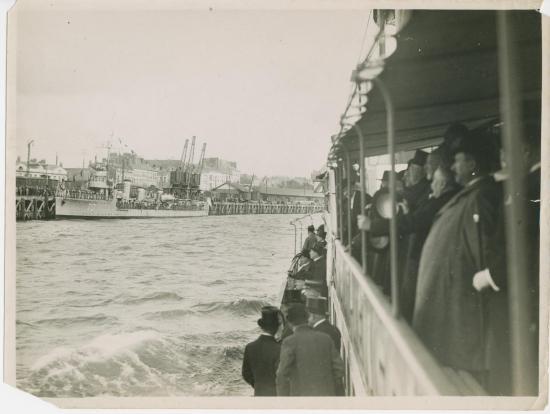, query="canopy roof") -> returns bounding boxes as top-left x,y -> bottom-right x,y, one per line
336,10 -> 541,158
